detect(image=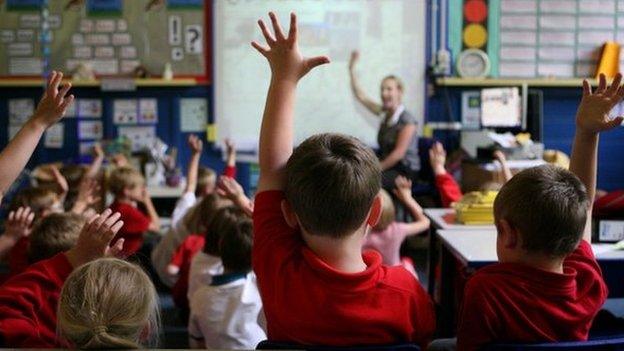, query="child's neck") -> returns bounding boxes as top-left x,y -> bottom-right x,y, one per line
302,230 -> 367,273
505,252 -> 565,274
